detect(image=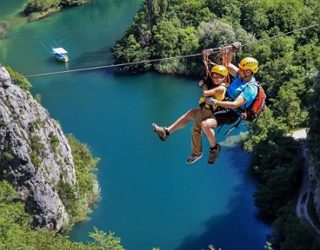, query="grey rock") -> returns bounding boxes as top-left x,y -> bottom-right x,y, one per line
0,67 -> 78,231
309,156 -> 320,221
